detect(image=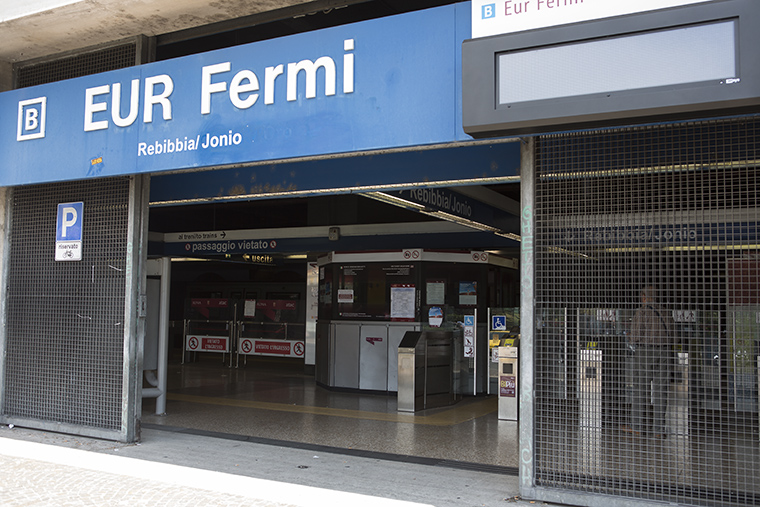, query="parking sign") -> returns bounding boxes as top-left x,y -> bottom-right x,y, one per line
55,202 -> 83,261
